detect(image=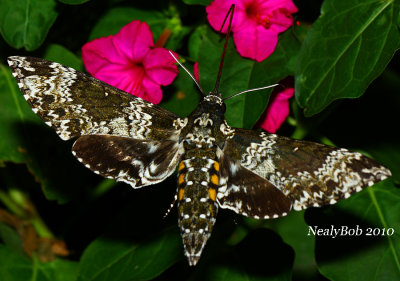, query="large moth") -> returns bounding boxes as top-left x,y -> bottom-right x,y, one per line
7,5 -> 390,266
